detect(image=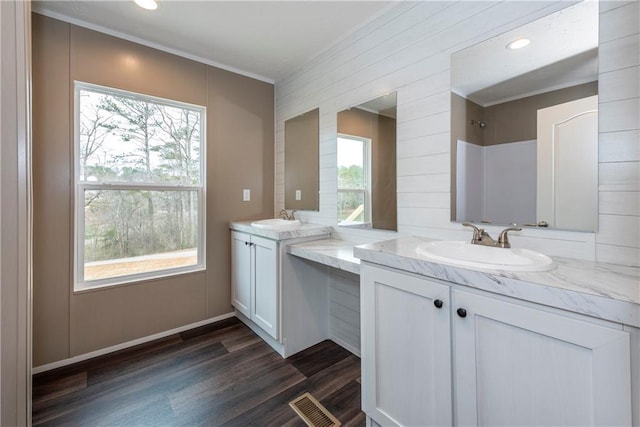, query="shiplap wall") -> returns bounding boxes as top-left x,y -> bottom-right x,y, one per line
276,1 -> 639,266
276,0 -> 639,353
597,0 -> 640,266
327,270 -> 361,356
